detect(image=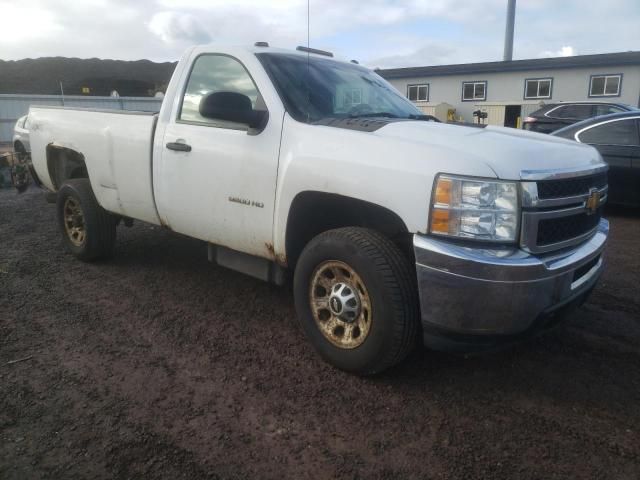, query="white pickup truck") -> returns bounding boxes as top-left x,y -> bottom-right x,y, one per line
29,44 -> 609,374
